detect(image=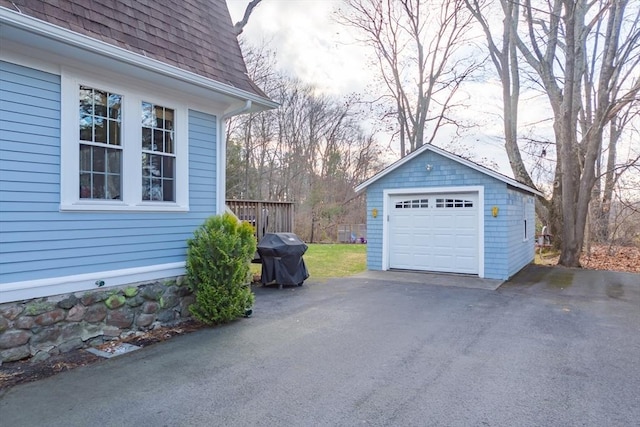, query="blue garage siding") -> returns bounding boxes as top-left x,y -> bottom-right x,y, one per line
365,181 -> 384,270
506,189 -> 535,277
365,149 -> 520,280
0,61 -> 219,285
